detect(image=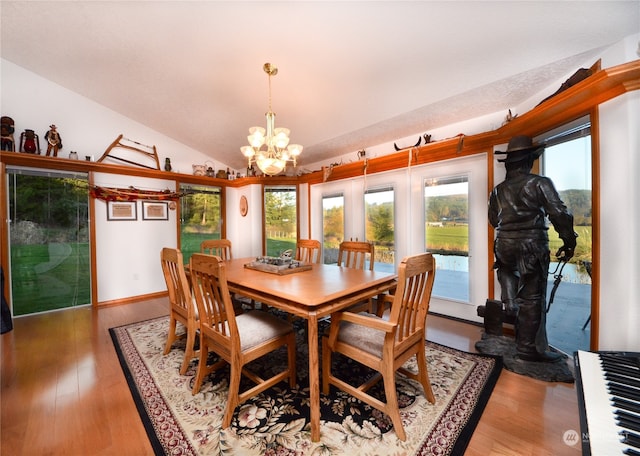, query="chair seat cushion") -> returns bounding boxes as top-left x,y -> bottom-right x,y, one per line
236,310 -> 293,350
337,312 -> 389,357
